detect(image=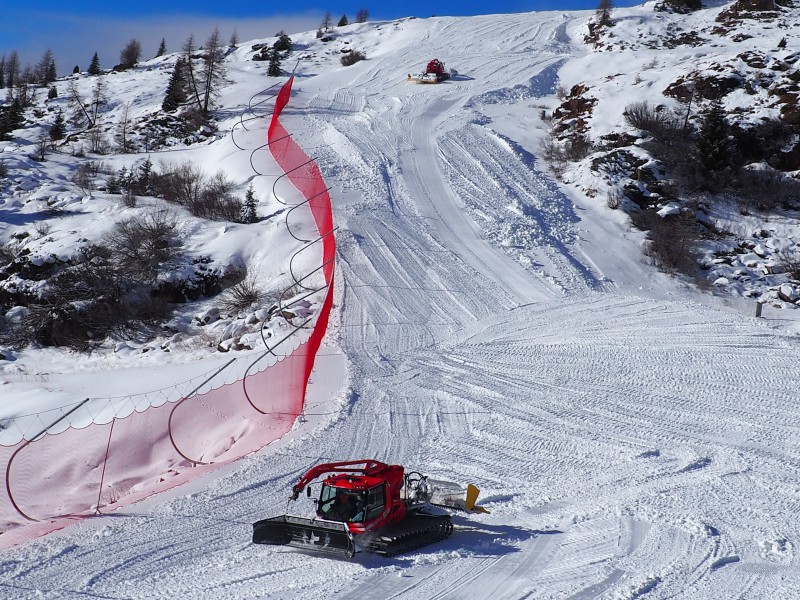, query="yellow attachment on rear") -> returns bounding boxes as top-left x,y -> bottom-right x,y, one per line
466,484 -> 490,514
